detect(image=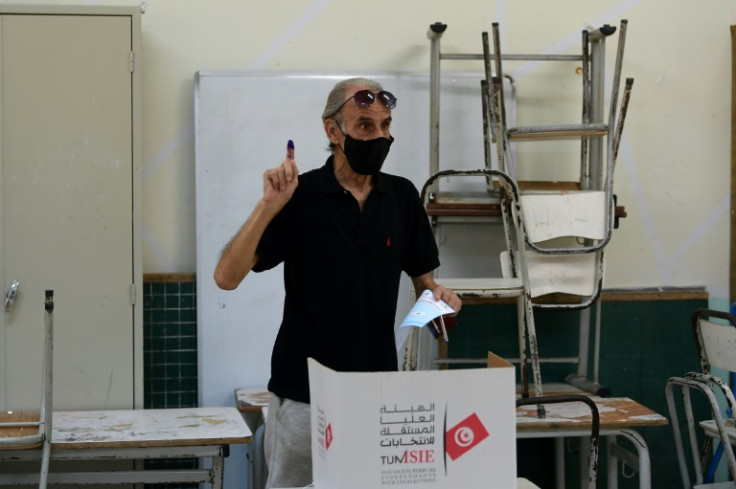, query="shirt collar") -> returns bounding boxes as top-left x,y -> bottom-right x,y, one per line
316,155 -> 390,194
